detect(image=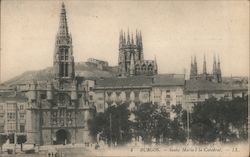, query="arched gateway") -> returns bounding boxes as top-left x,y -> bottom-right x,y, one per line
54,129 -> 71,145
